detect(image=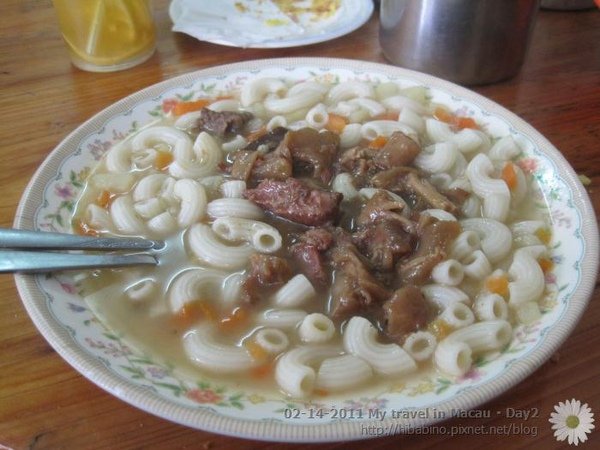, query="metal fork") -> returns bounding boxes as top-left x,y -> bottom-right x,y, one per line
0,228 -> 163,274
